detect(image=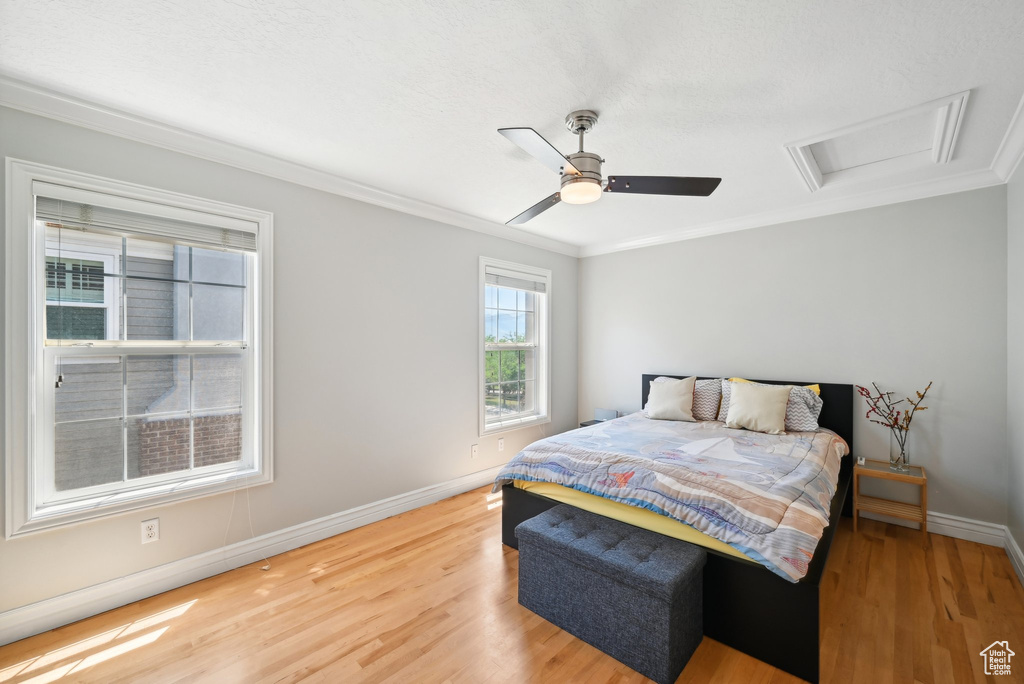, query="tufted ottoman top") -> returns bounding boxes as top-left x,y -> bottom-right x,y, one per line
515,505 -> 706,602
